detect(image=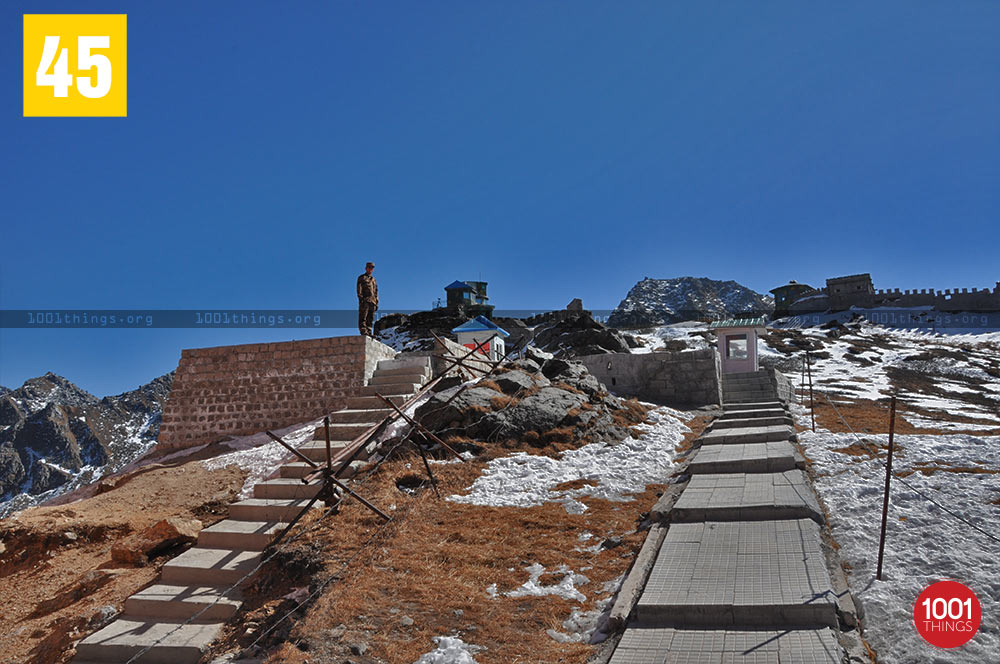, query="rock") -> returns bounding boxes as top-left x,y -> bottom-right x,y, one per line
88,605 -> 118,630
0,446 -> 26,494
349,642 -> 369,656
509,358 -> 541,374
600,536 -> 624,550
492,370 -> 545,395
324,623 -> 347,640
400,615 -> 414,627
63,530 -> 78,542
112,517 -> 202,564
416,386 -> 500,432
484,387 -> 587,436
452,609 -> 464,617
142,517 -> 202,555
533,313 -> 632,357
541,358 -> 573,380
524,346 -> 555,365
